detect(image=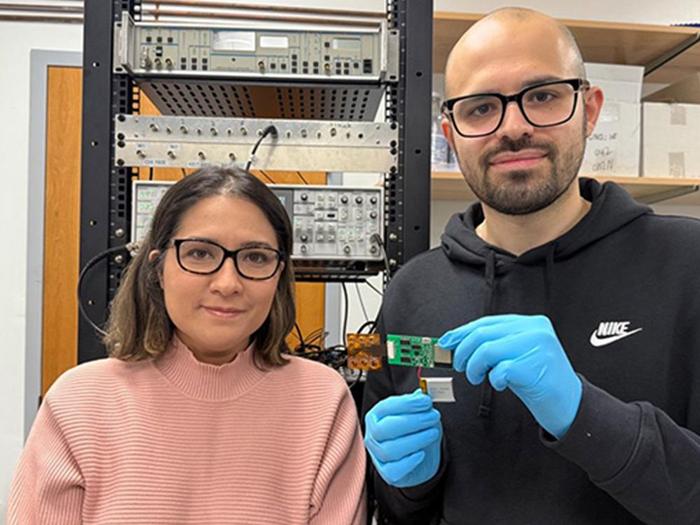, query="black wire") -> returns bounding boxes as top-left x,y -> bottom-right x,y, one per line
340,282 -> 350,348
258,169 -> 276,184
149,167 -> 154,181
346,369 -> 365,390
357,320 -> 377,334
354,282 -> 369,322
363,279 -> 383,297
293,322 -> 305,352
306,328 -> 327,346
77,244 -> 133,336
368,234 -> 390,333
371,233 -> 391,276
296,171 -> 309,184
244,125 -> 278,172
